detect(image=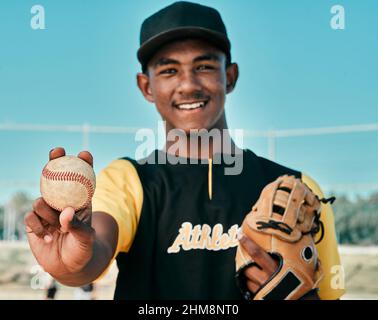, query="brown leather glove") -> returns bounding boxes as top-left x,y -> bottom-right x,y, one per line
235,175 -> 335,300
